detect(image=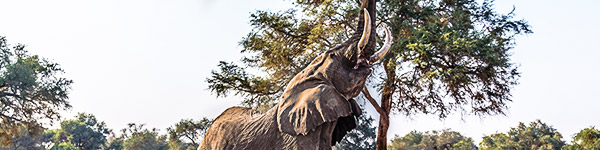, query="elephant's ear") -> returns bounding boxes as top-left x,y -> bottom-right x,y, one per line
276,84 -> 353,135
